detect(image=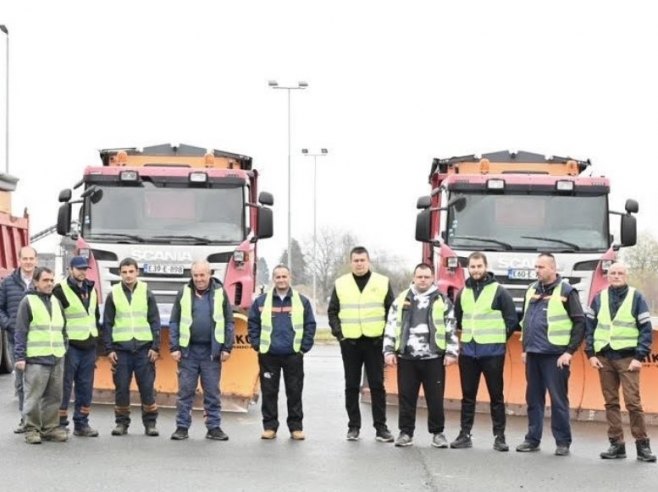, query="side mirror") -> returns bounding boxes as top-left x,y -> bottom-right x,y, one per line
256,207 -> 273,239
620,214 -> 637,247
415,209 -> 432,242
57,203 -> 72,236
625,199 -> 639,214
58,189 -> 72,203
416,195 -> 431,209
258,191 -> 274,206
